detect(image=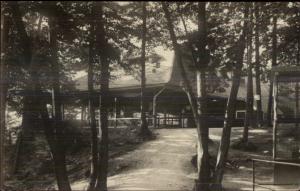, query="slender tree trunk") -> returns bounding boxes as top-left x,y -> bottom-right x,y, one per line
267,15 -> 277,127
162,3 -> 210,191
213,4 -> 249,190
195,3 -> 210,191
140,2 -> 150,136
254,3 -> 263,128
162,2 -> 199,134
94,2 -> 109,190
0,5 -> 10,189
296,40 -> 299,133
243,4 -> 254,142
296,83 -> 299,128
49,16 -> 72,191
87,8 -> 98,190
